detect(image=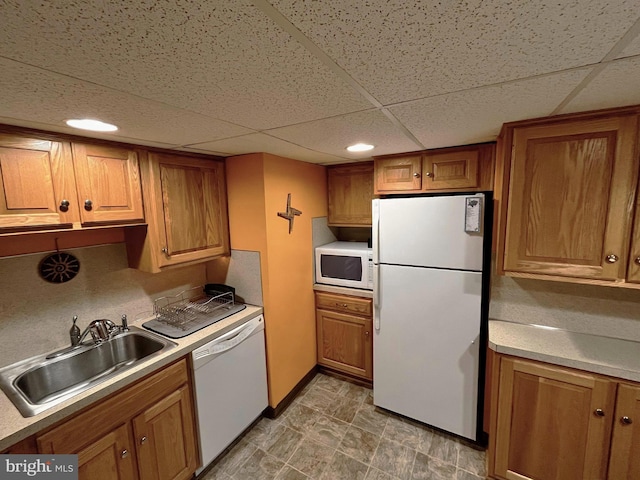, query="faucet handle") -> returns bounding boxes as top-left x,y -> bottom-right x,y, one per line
121,314 -> 129,332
